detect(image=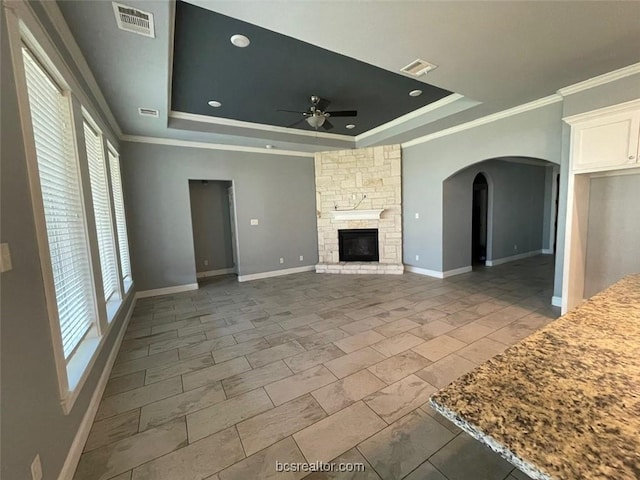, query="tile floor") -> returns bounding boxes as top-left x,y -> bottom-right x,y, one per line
74,255 -> 559,480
